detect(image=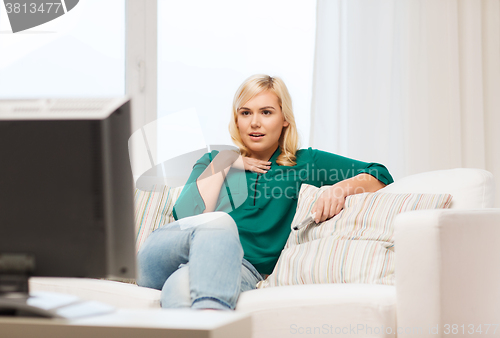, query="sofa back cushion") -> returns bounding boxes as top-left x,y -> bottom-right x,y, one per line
134,185 -> 183,253
379,168 -> 494,209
